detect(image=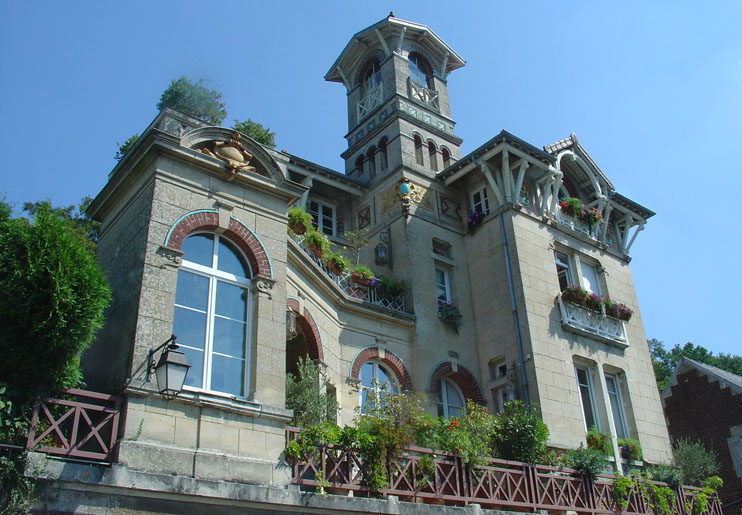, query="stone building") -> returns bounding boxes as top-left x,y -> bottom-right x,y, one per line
42,14 -> 671,513
662,358 -> 742,513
